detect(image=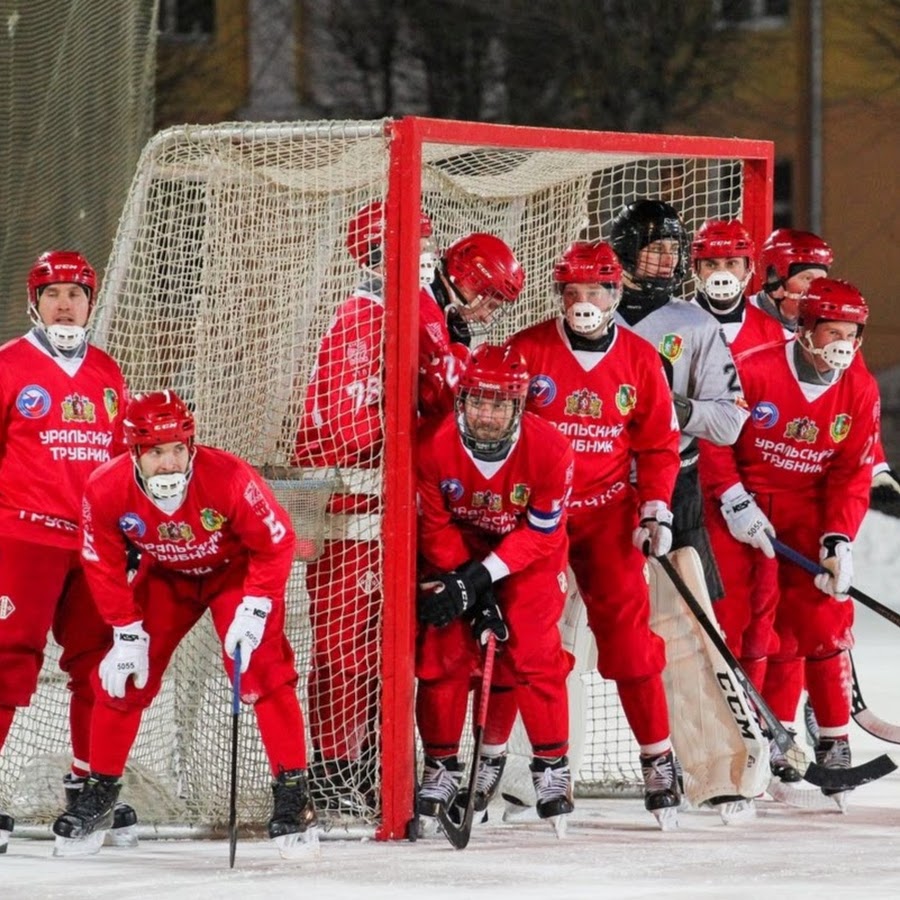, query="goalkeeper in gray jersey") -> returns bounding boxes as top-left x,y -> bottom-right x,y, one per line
611,199 -> 748,599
